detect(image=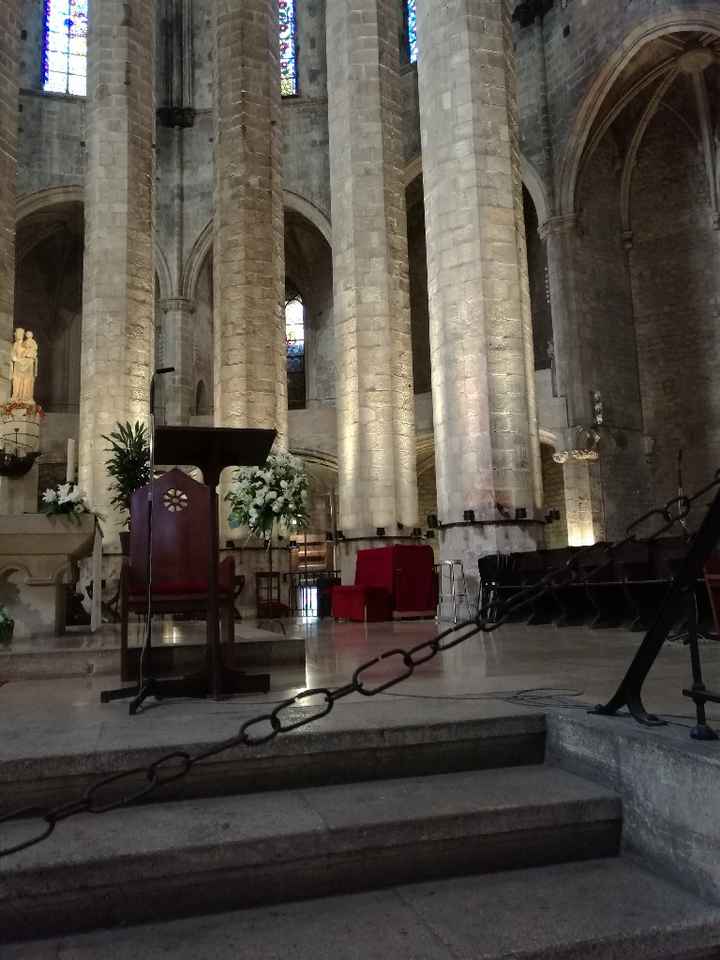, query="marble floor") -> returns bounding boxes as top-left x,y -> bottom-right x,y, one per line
1,618 -> 719,763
